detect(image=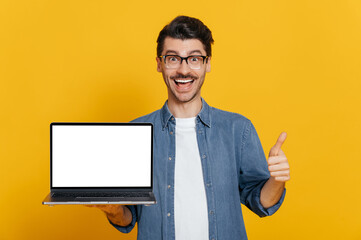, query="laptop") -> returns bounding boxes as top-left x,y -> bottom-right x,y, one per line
42,122 -> 156,205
